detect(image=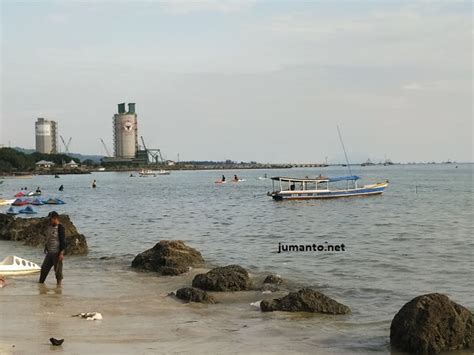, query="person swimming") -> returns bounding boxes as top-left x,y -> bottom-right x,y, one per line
234,175 -> 239,181
221,175 -> 226,182
59,185 -> 64,192
92,180 -> 97,188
